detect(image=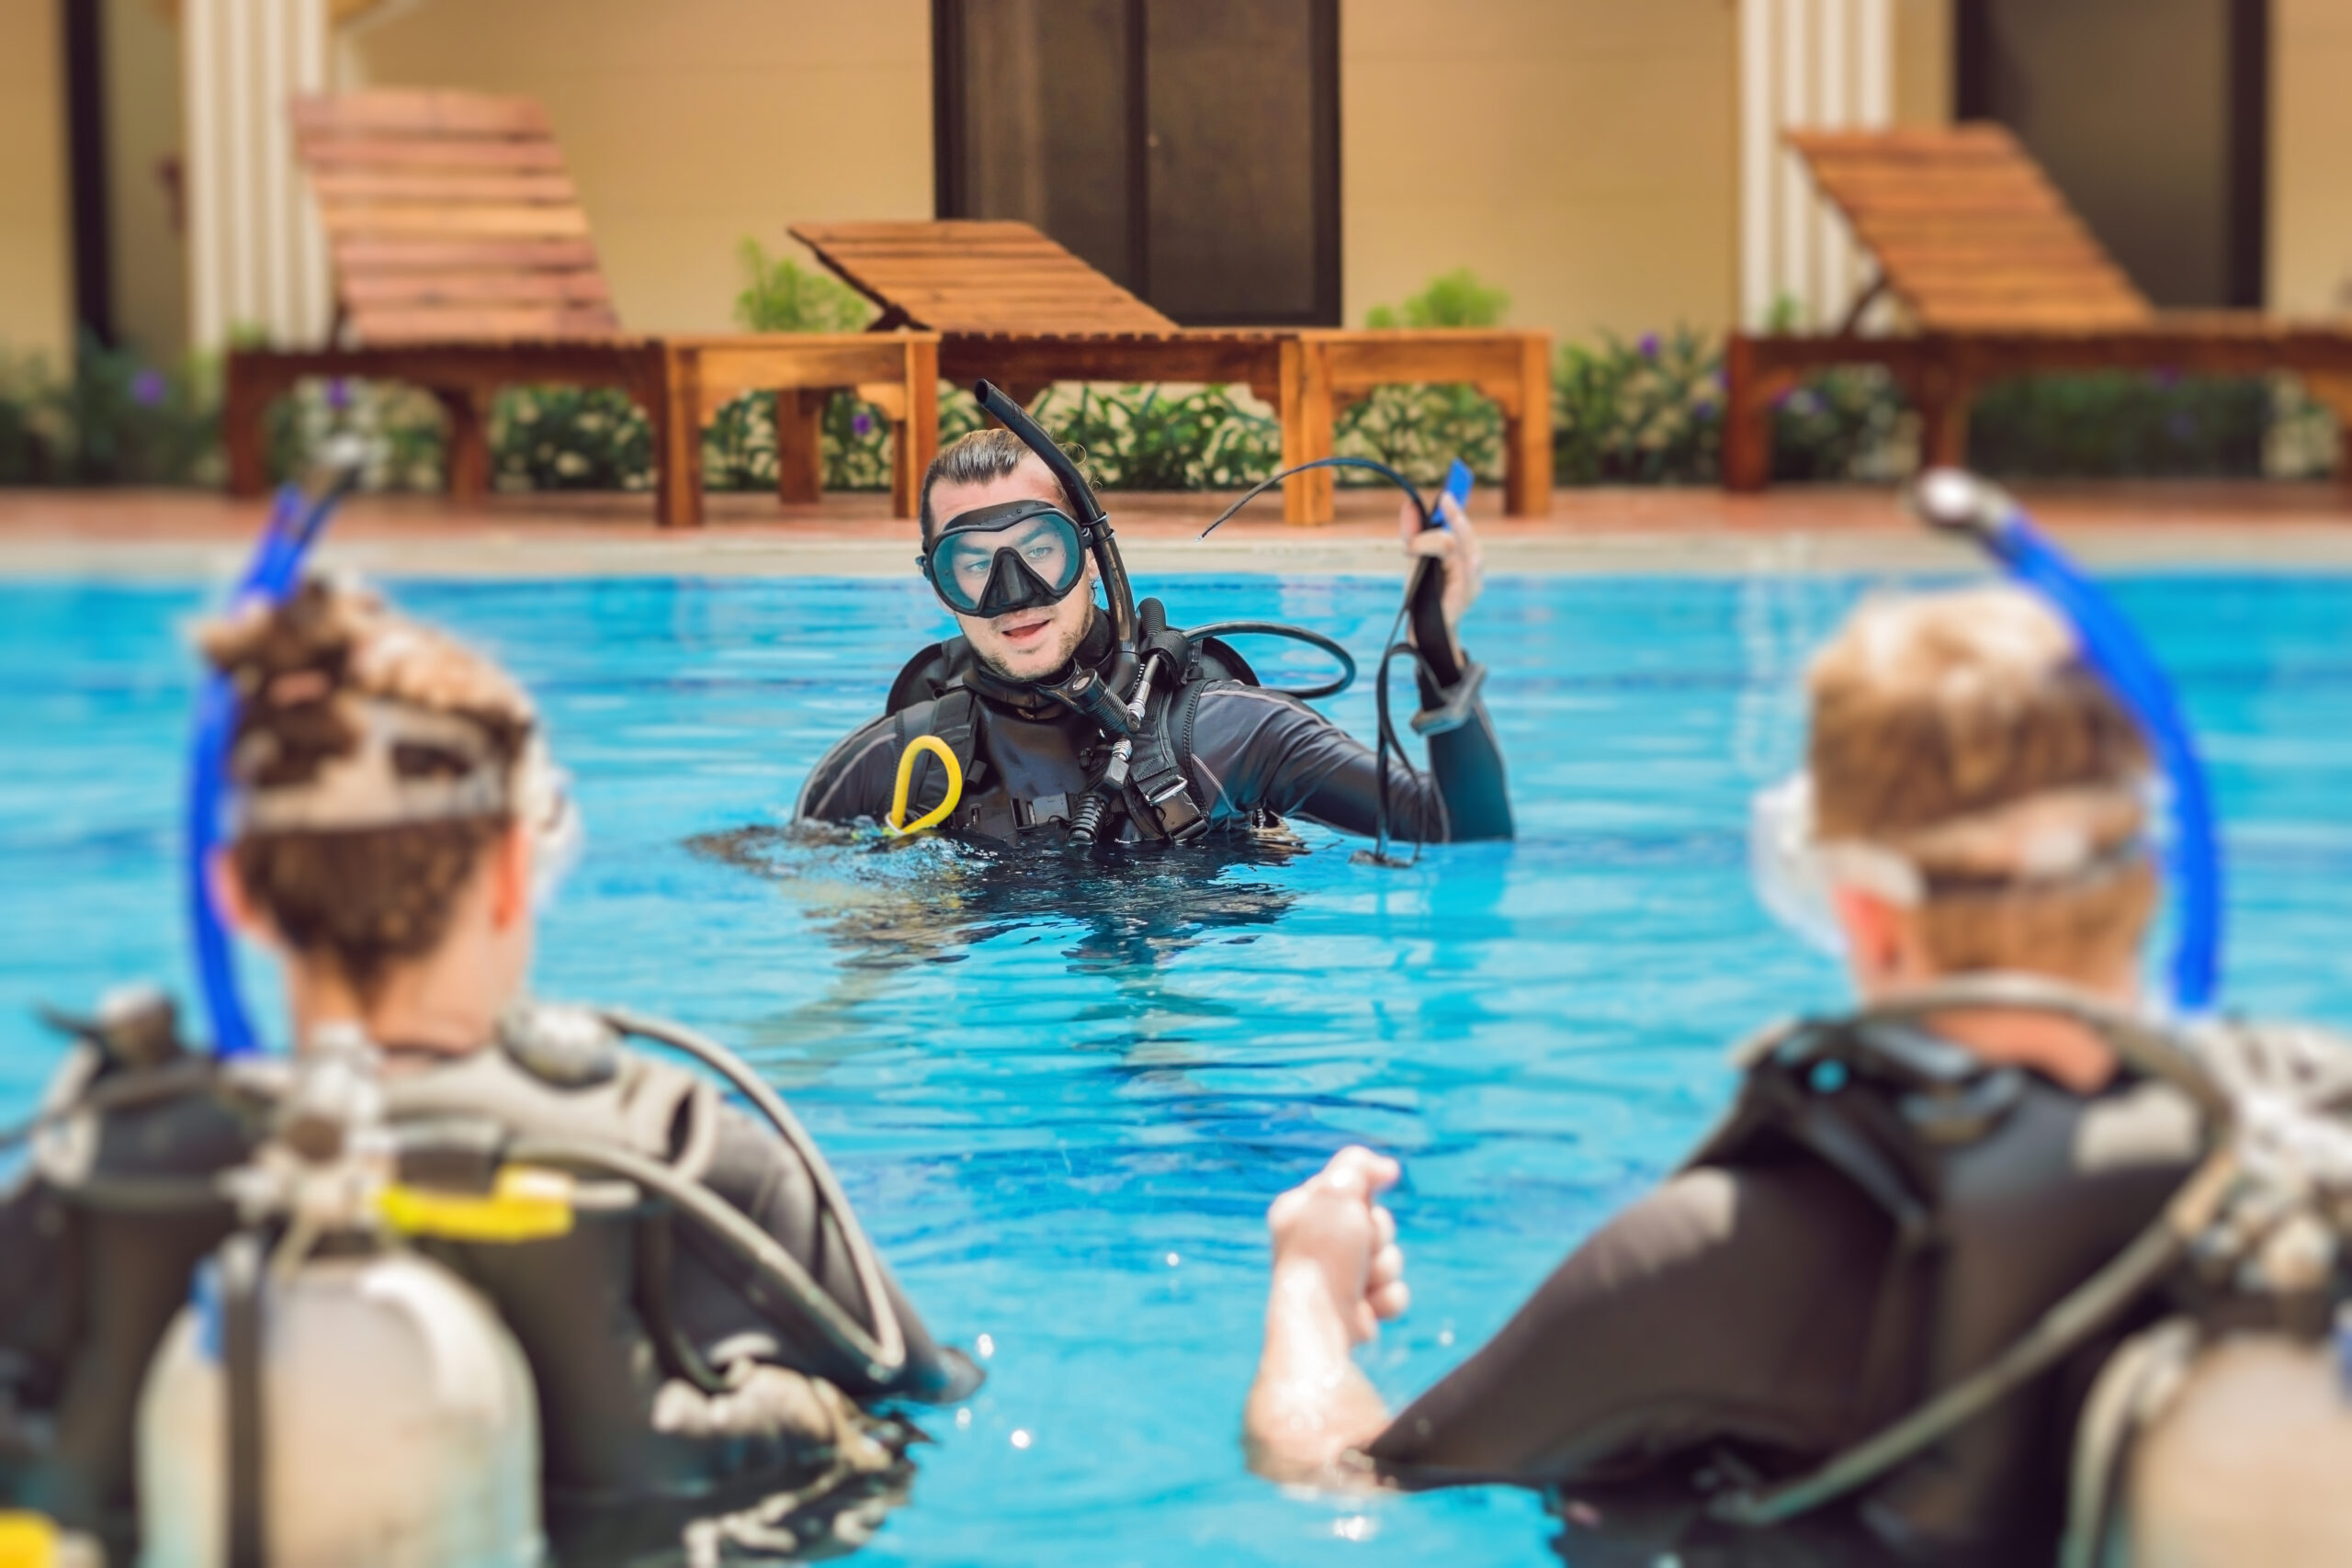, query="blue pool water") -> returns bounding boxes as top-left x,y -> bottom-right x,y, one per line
6,568 -> 2352,1565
